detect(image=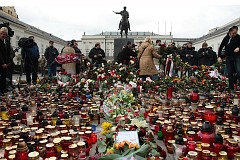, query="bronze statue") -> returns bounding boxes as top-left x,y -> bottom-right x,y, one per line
113,6 -> 131,38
